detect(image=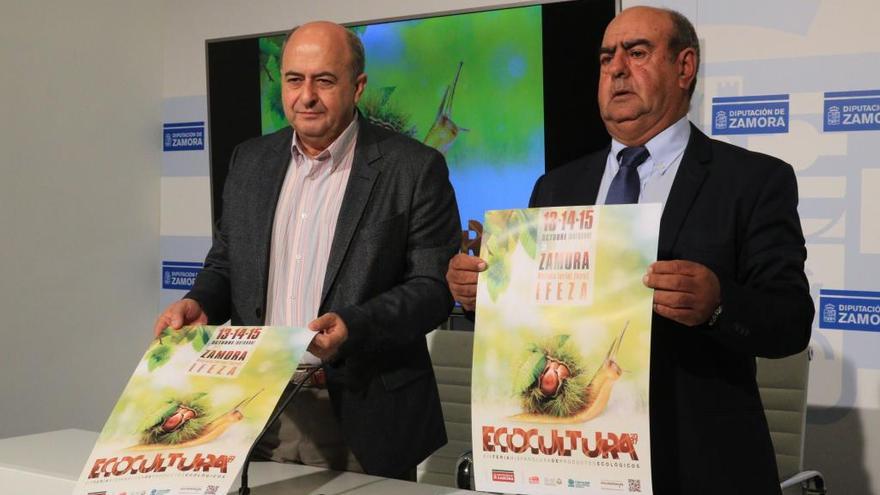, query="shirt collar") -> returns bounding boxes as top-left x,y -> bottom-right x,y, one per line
609,116 -> 690,176
290,114 -> 359,171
